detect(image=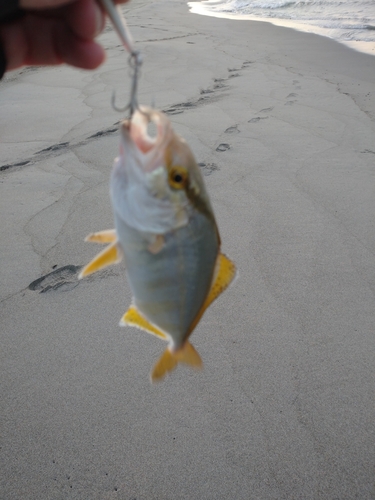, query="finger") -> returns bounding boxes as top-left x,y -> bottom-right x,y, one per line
20,0 -> 128,9
0,22 -> 28,71
20,0 -> 75,10
54,22 -> 106,68
0,15 -> 61,70
0,13 -> 105,70
63,0 -> 104,40
24,15 -> 63,64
